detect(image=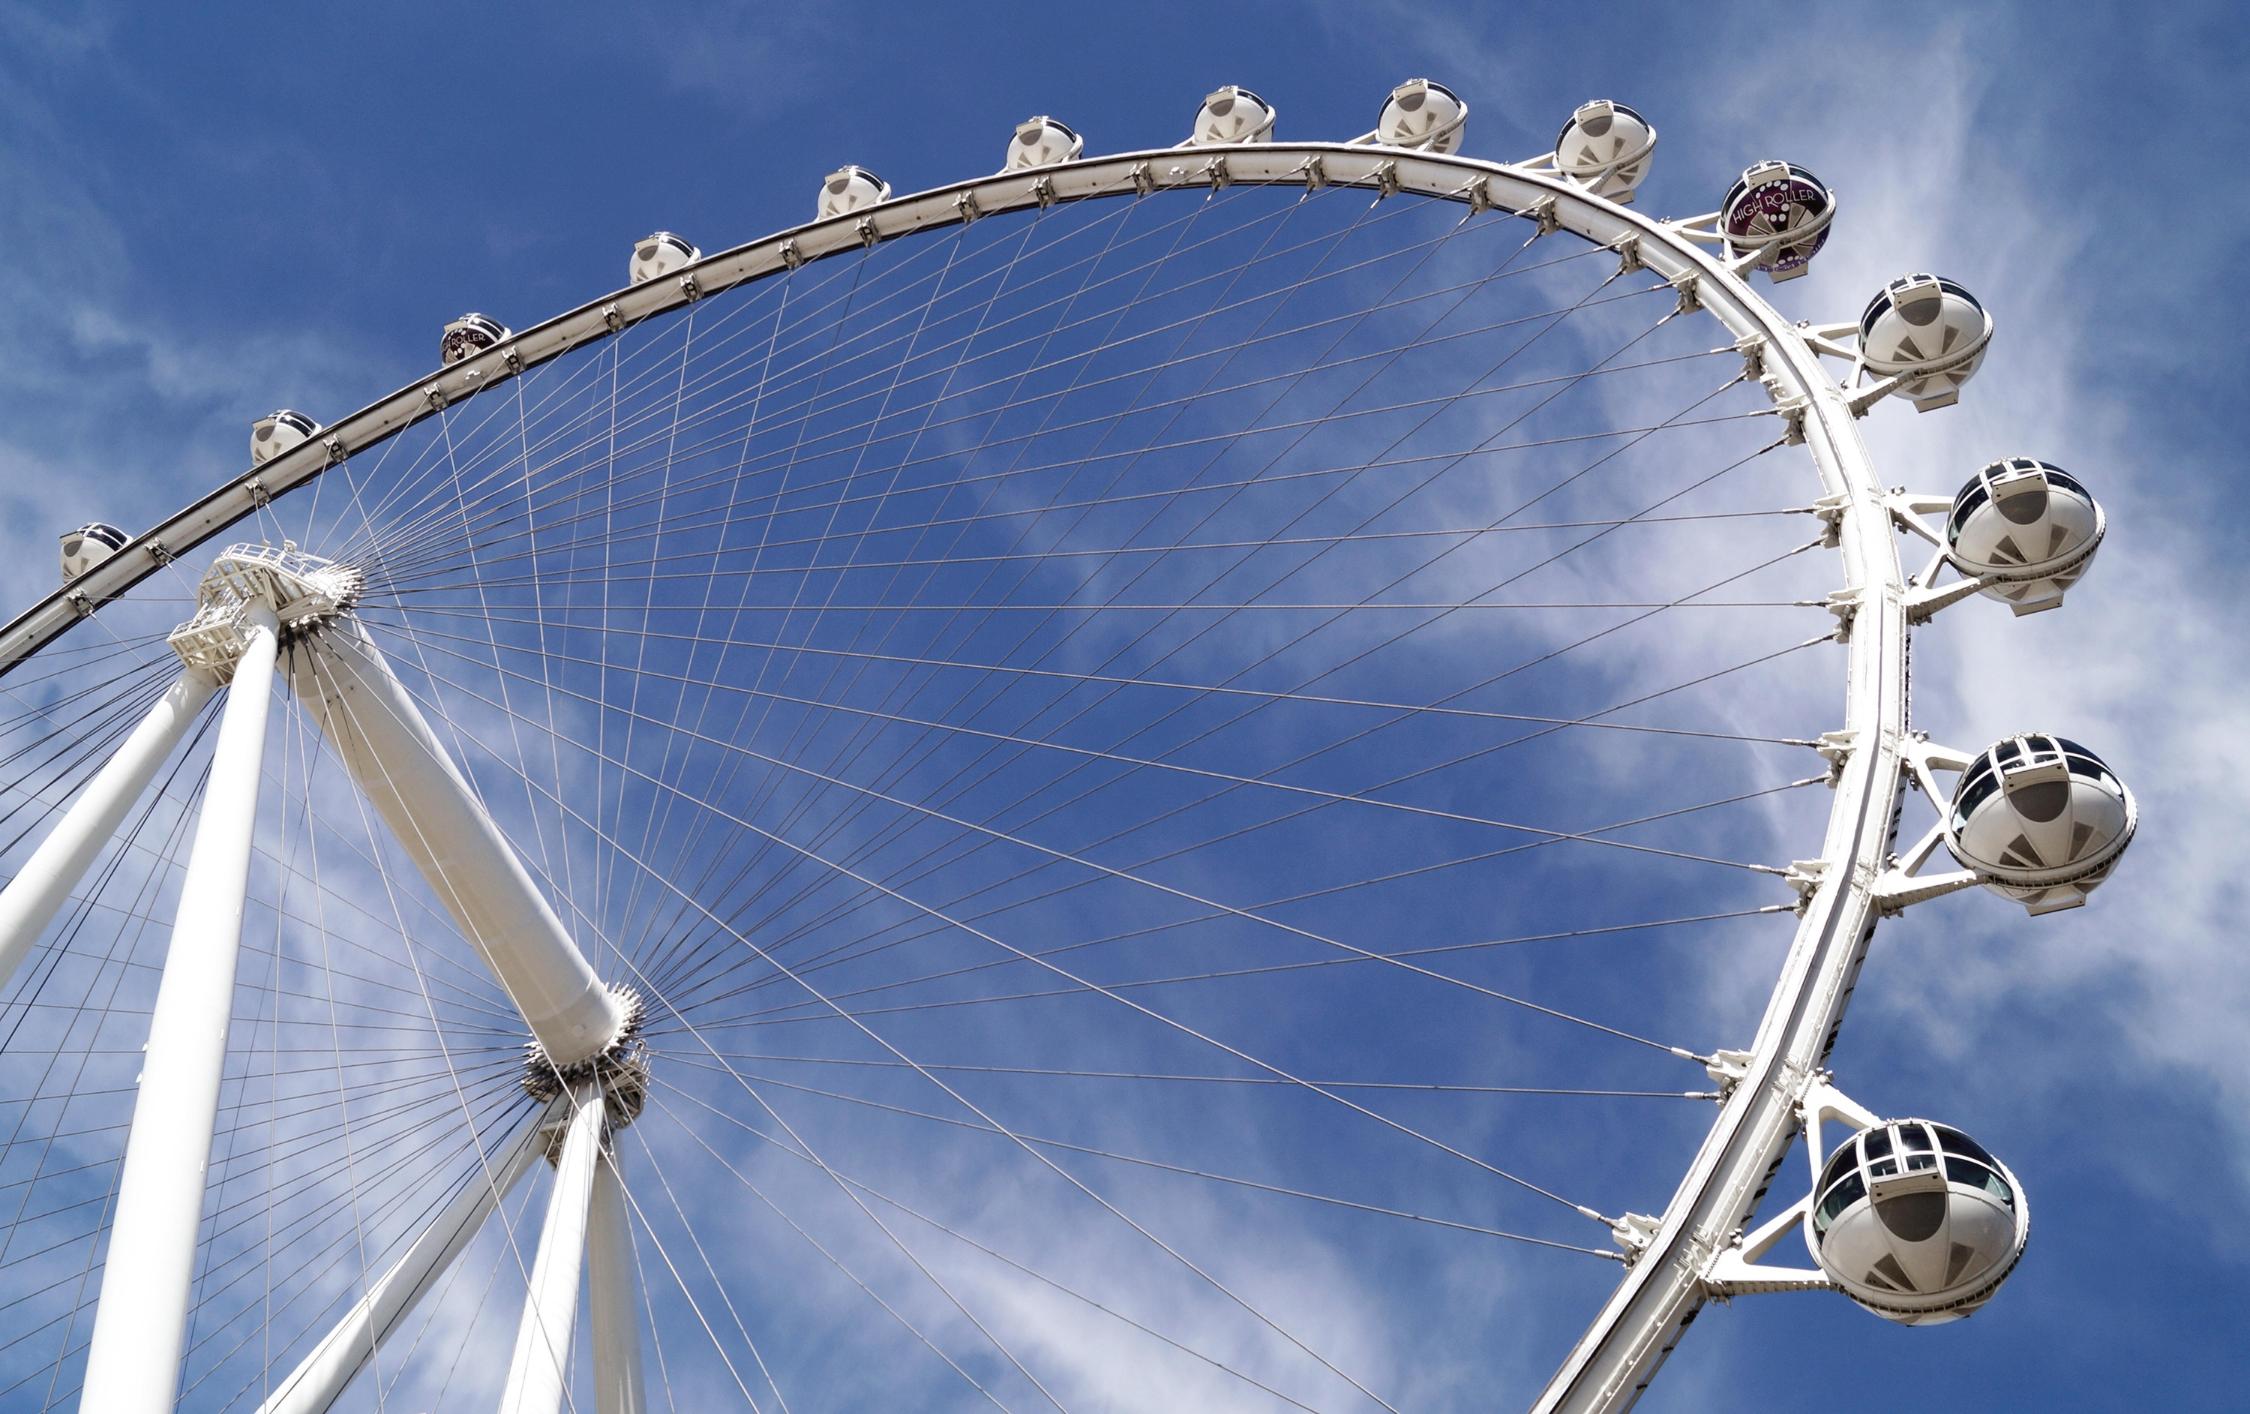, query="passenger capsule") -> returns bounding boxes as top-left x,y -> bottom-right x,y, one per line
1946,458 -> 2105,614
1554,100 -> 1656,203
60,522 -> 127,583
251,409 -> 321,466
629,231 -> 700,286
1810,1119 -> 2027,1325
1720,160 -> 1835,280
1375,78 -> 1467,154
818,166 -> 892,220
439,313 -> 511,367
1945,733 -> 2135,913
1188,85 -> 1277,145
1004,116 -> 1083,172
1857,274 -> 1992,411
